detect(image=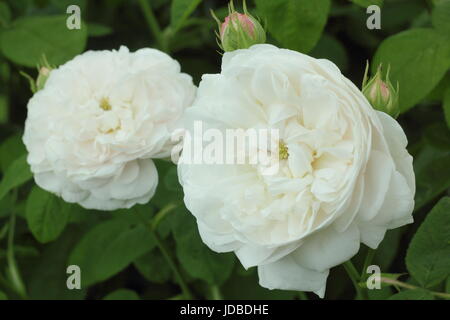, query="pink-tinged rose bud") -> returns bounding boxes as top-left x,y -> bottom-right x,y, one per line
369,78 -> 389,100
212,1 -> 266,52
362,63 -> 400,118
220,12 -> 255,39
